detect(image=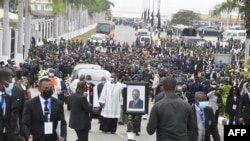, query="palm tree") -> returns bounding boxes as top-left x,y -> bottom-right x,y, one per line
2,0 -> 10,58
211,0 -> 239,29
17,0 -> 24,57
